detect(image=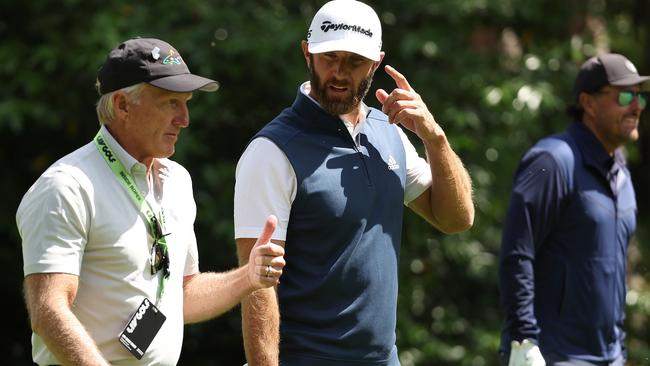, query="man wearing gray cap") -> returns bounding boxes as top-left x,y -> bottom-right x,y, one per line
499,53 -> 649,366
17,37 -> 286,365
234,1 -> 474,365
